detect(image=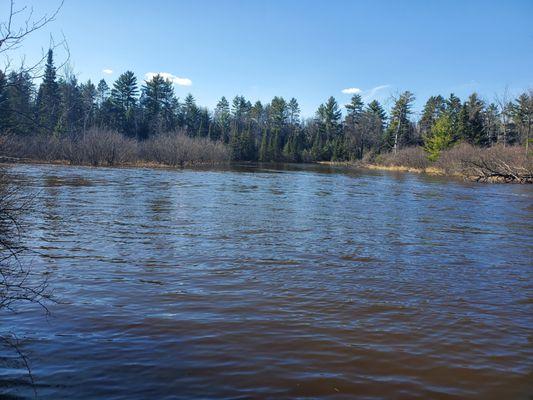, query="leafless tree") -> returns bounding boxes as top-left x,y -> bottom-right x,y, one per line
1,0 -> 66,76
1,1 -> 63,393
494,87 -> 512,147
